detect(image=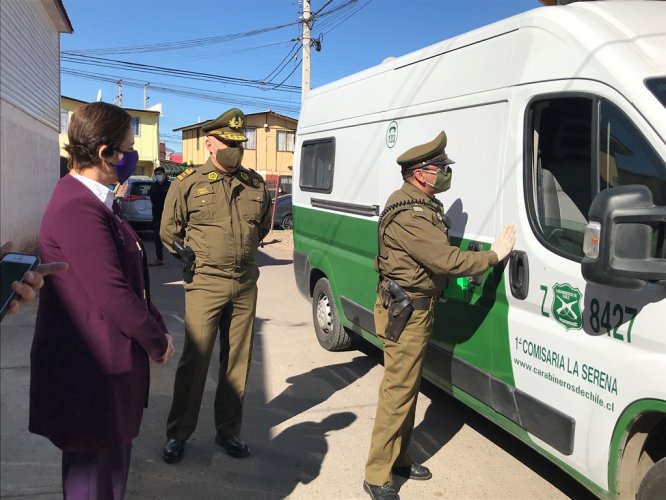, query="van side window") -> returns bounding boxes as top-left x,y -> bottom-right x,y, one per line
299,138 -> 335,193
527,96 -> 666,260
